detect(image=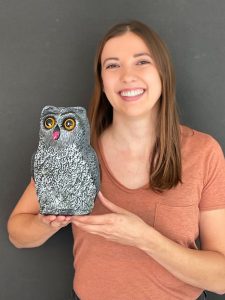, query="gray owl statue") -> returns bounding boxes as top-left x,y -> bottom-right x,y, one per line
31,105 -> 100,215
